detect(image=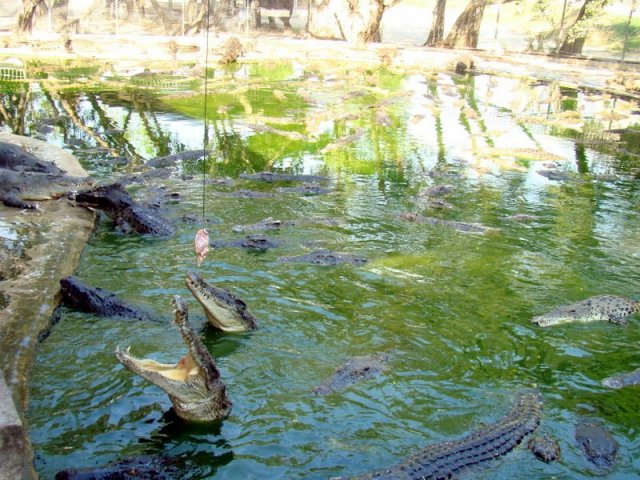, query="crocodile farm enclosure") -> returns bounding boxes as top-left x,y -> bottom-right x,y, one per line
1,33 -> 640,480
